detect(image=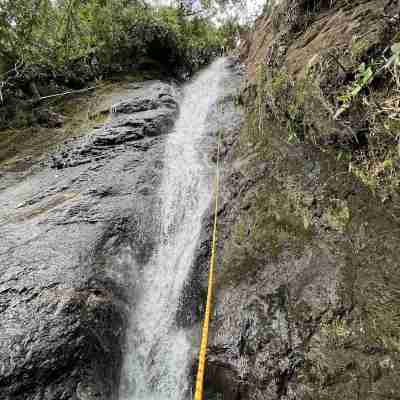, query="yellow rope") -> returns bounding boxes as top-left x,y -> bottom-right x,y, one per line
193,137 -> 221,400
